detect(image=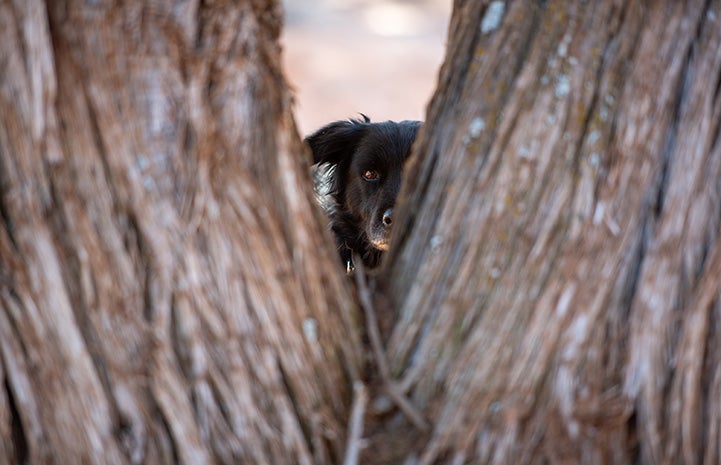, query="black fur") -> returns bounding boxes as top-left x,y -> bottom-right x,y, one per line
305,115 -> 421,269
